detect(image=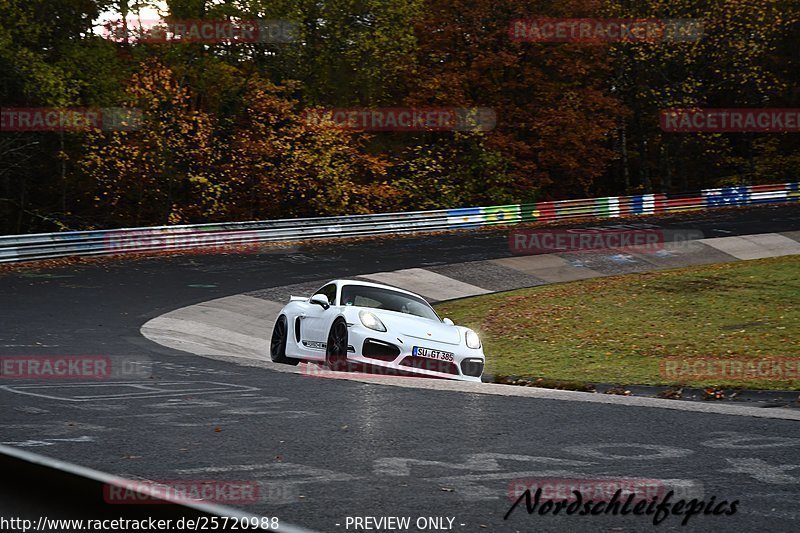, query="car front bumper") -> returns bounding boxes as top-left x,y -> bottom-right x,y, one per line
345,324 -> 485,382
